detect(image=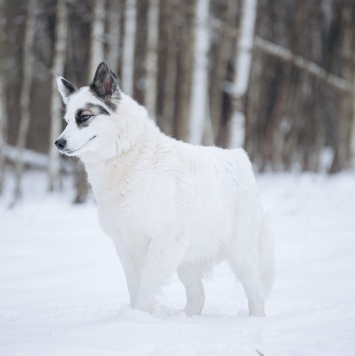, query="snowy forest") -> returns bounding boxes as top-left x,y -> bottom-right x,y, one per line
0,0 -> 354,202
